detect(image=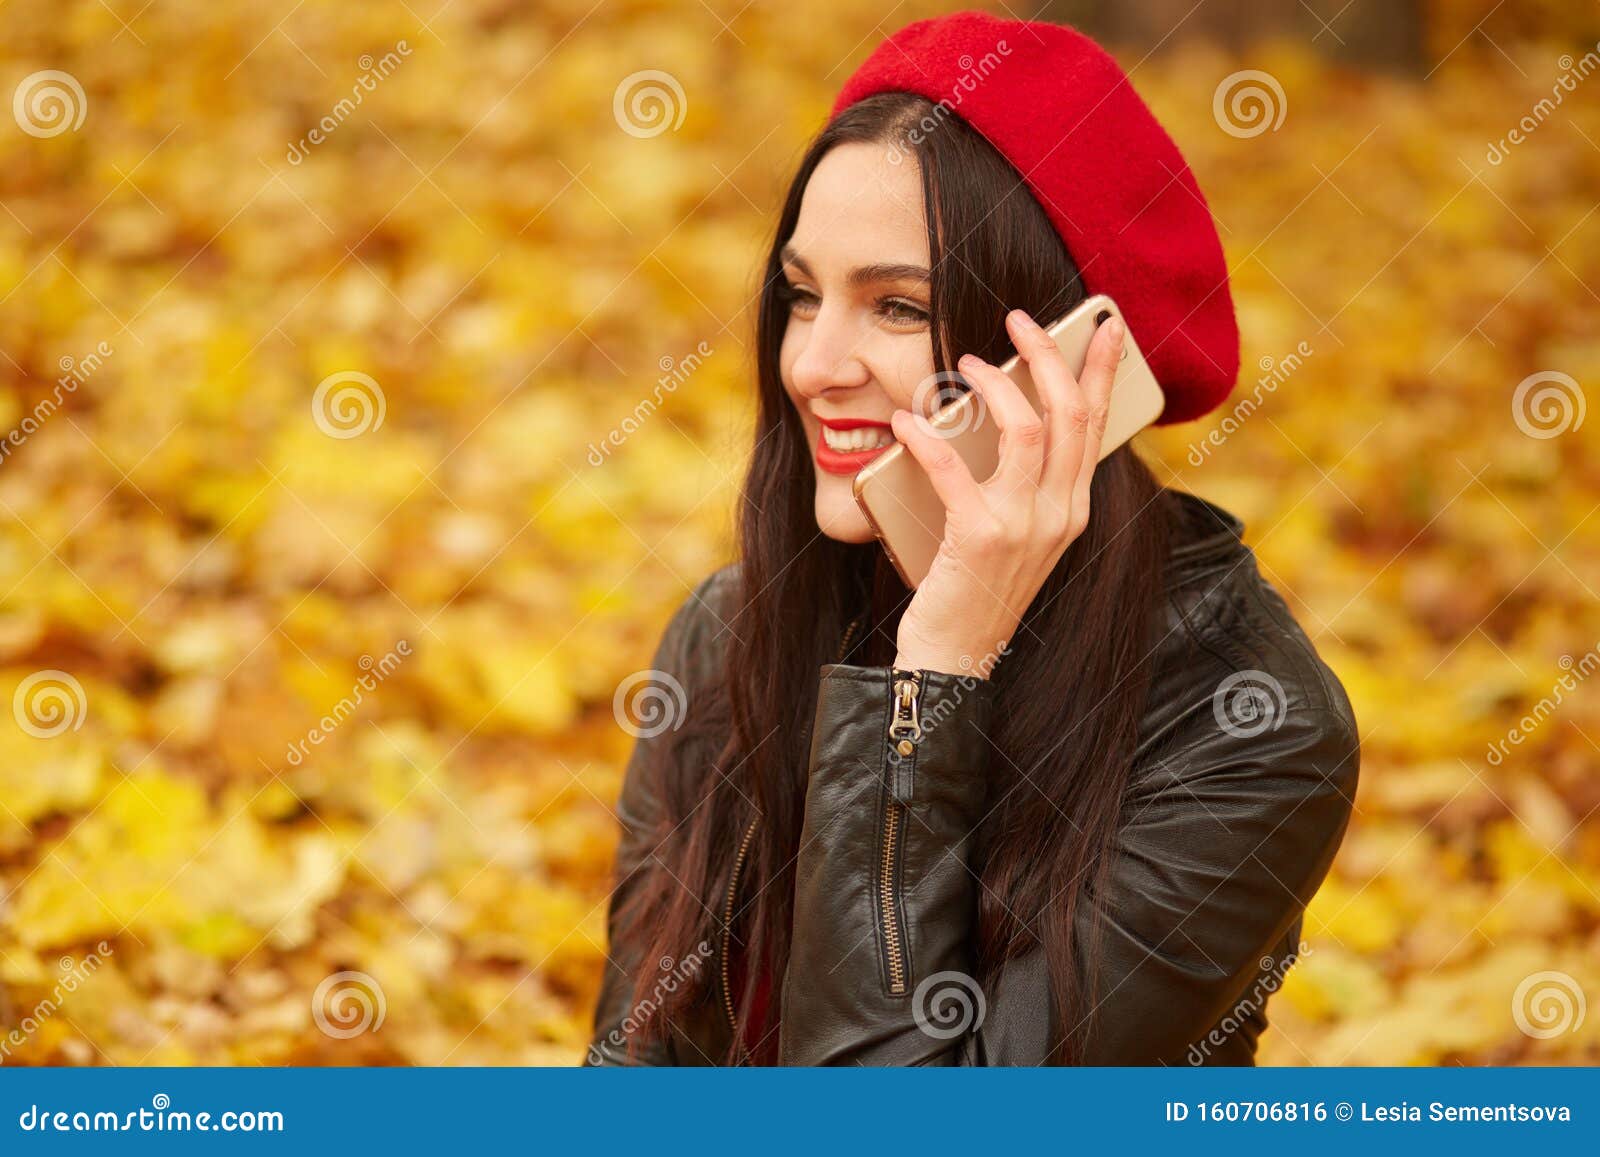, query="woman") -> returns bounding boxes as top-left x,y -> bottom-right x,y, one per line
585,10 -> 1359,1066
